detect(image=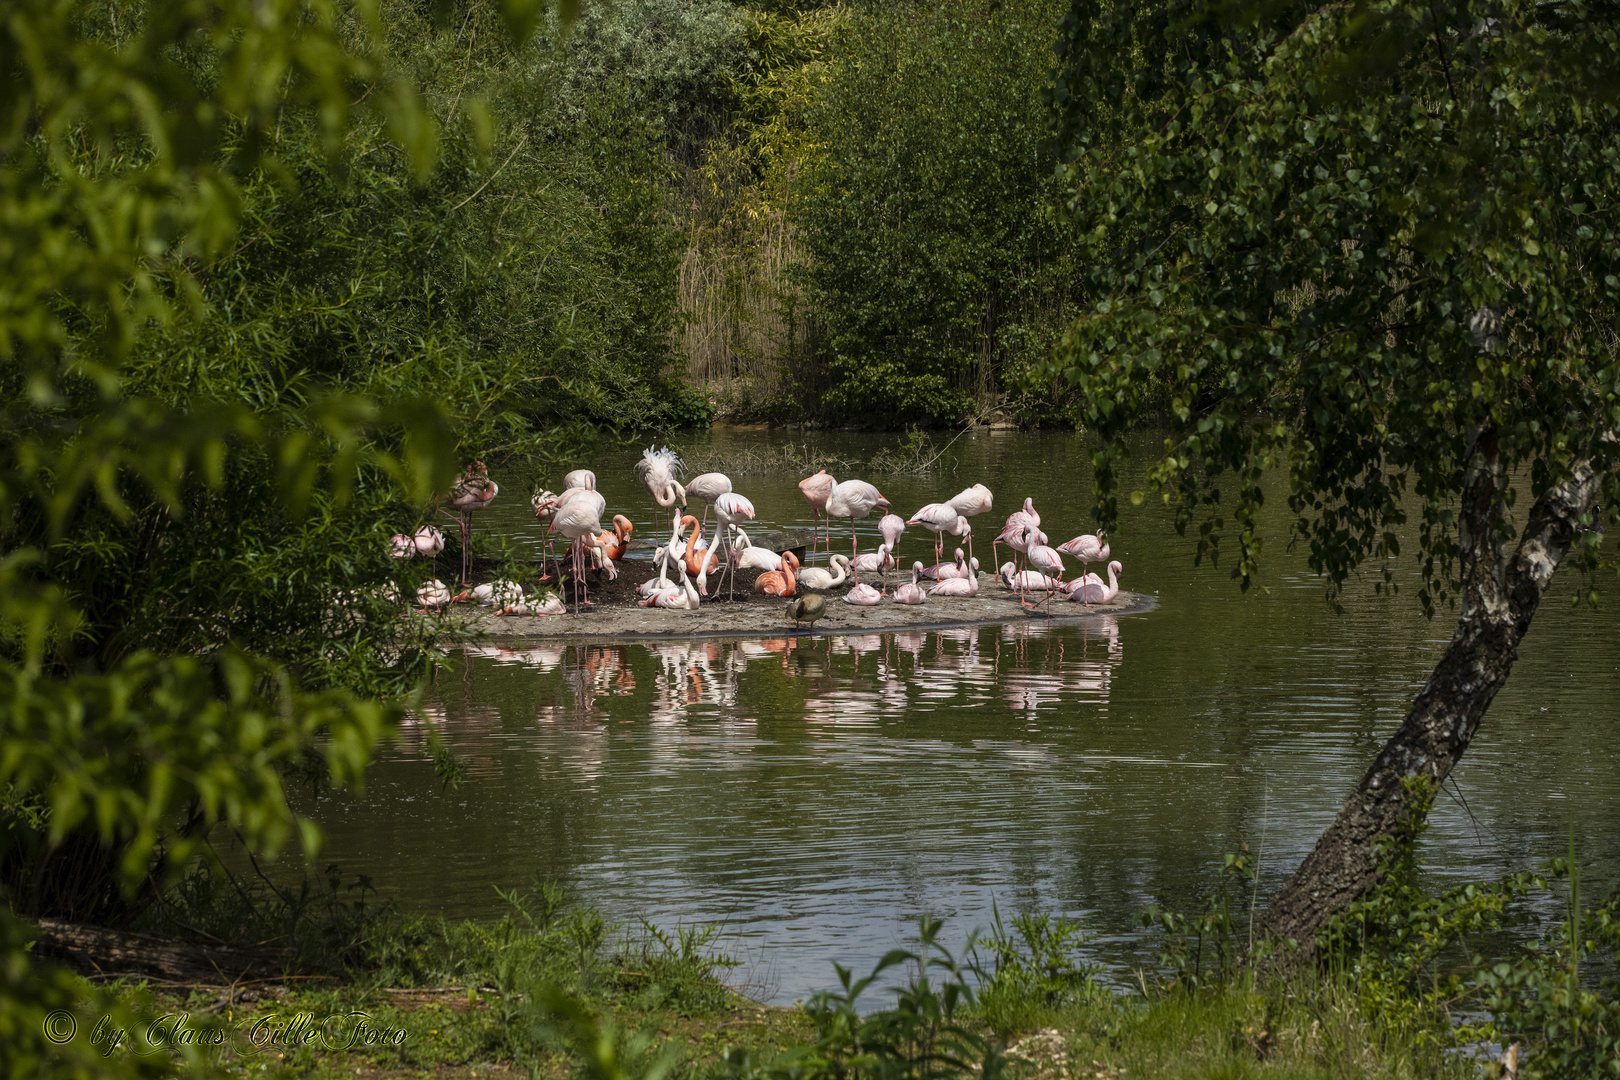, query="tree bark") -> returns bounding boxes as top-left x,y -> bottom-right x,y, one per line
1257,422 -> 1606,955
